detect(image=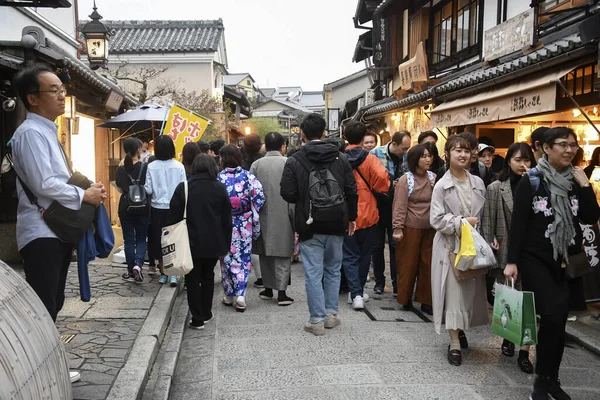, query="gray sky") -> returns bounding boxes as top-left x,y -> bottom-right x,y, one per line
78,0 -> 366,91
